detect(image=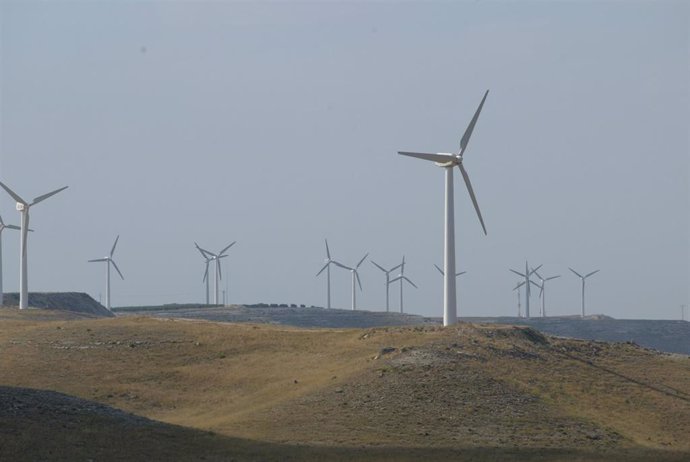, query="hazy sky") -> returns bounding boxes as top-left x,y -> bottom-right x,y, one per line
0,1 -> 687,319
